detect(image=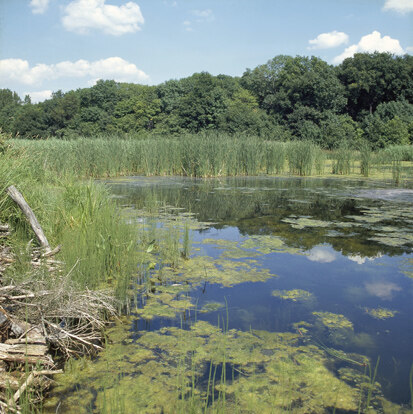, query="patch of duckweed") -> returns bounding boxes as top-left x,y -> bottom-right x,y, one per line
171,255 -> 275,287
272,289 -> 314,302
48,319 -> 398,414
313,311 -> 354,330
364,307 -> 398,320
293,320 -> 313,335
281,216 -> 331,230
200,301 -> 225,313
239,235 -> 301,255
312,312 -> 361,347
